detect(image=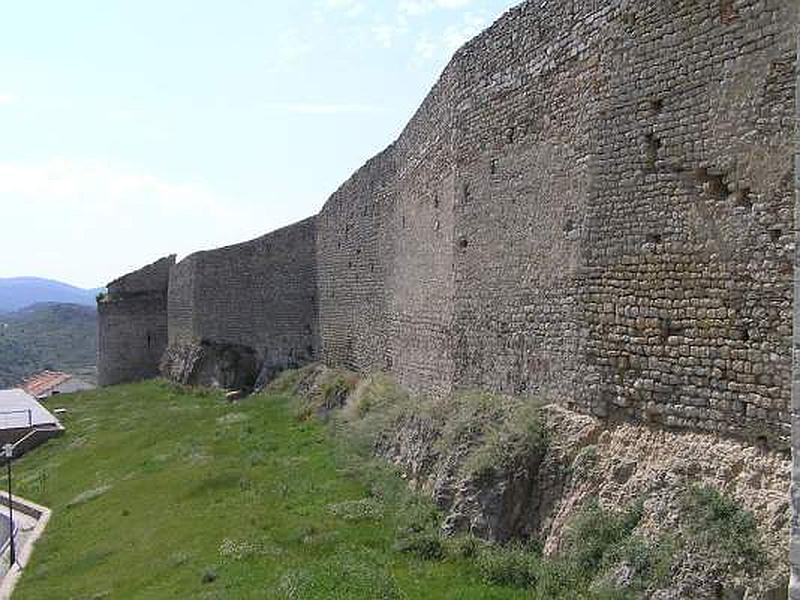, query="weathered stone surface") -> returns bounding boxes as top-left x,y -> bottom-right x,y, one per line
100,0 -> 796,444
319,0 -> 798,446
789,13 -> 800,600
162,217 -> 318,388
97,255 -> 174,386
